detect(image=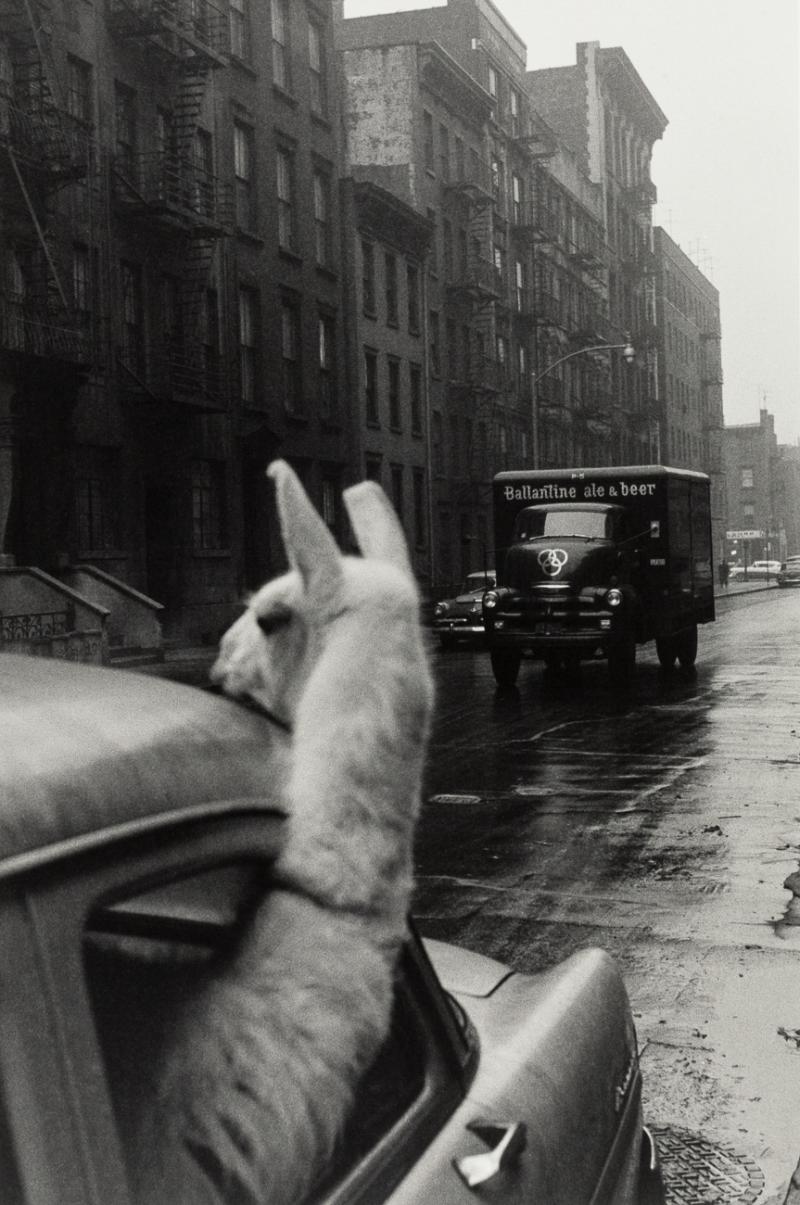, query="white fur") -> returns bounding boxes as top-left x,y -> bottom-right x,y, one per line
130,460 -> 434,1203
